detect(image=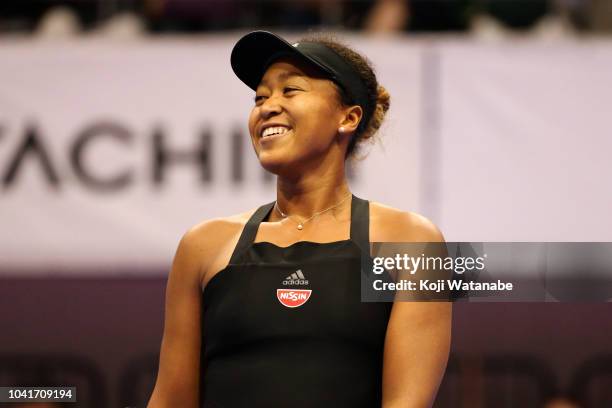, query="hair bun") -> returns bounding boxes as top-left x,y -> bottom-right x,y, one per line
376,85 -> 390,114
359,85 -> 390,143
